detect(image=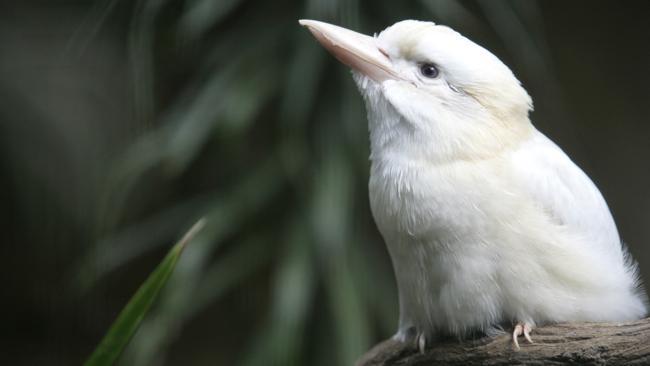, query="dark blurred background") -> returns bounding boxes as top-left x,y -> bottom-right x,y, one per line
1,1 -> 649,365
